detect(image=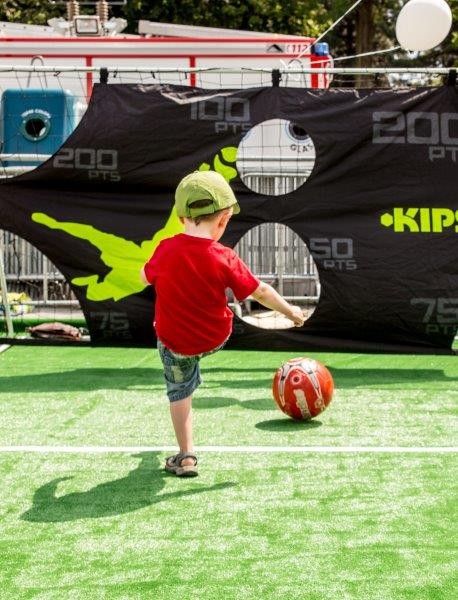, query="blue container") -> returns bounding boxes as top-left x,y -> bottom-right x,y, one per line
0,88 -> 80,167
